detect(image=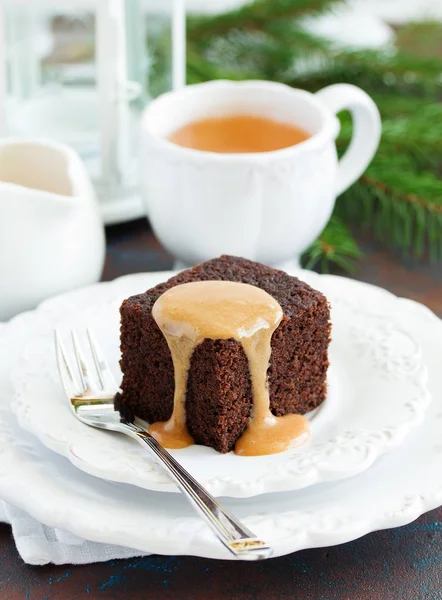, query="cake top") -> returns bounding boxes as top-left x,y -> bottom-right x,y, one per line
123,255 -> 324,318
152,280 -> 282,342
